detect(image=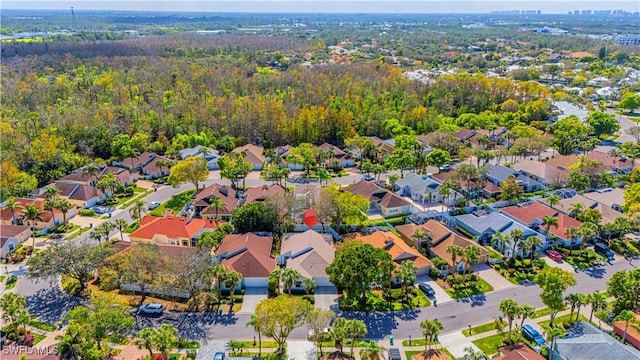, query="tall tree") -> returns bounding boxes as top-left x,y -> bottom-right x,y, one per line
247,315 -> 263,358
168,156 -> 209,192
281,268 -> 301,296
115,218 -> 128,242
255,295 -> 312,354
535,267 -> 577,326
307,309 -> 335,356
23,204 -> 43,251
499,298 -> 519,344
542,215 -> 559,238
518,304 -> 536,340
462,246 -> 481,274
419,319 -> 444,353
614,310 -> 636,344
55,199 -> 74,227
129,199 -> 146,223
117,243 -> 166,304
446,244 -> 464,274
